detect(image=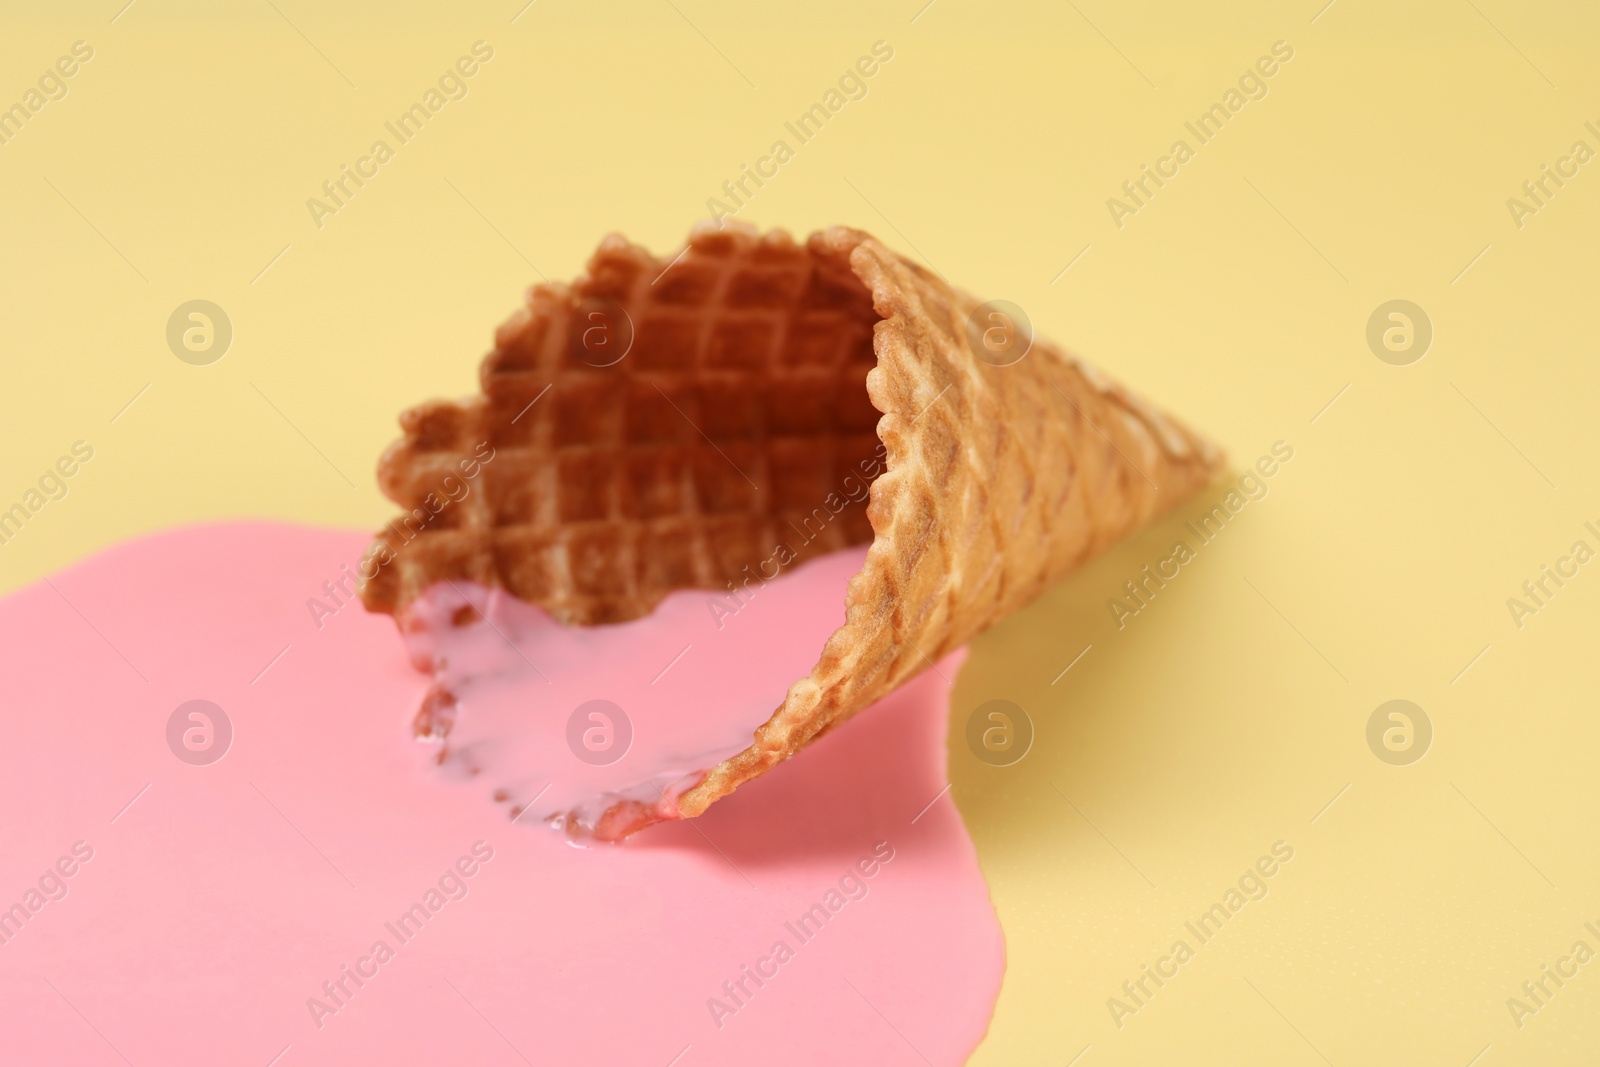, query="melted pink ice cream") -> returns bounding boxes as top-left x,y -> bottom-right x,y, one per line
0,524 -> 1002,1065
401,547 -> 871,837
